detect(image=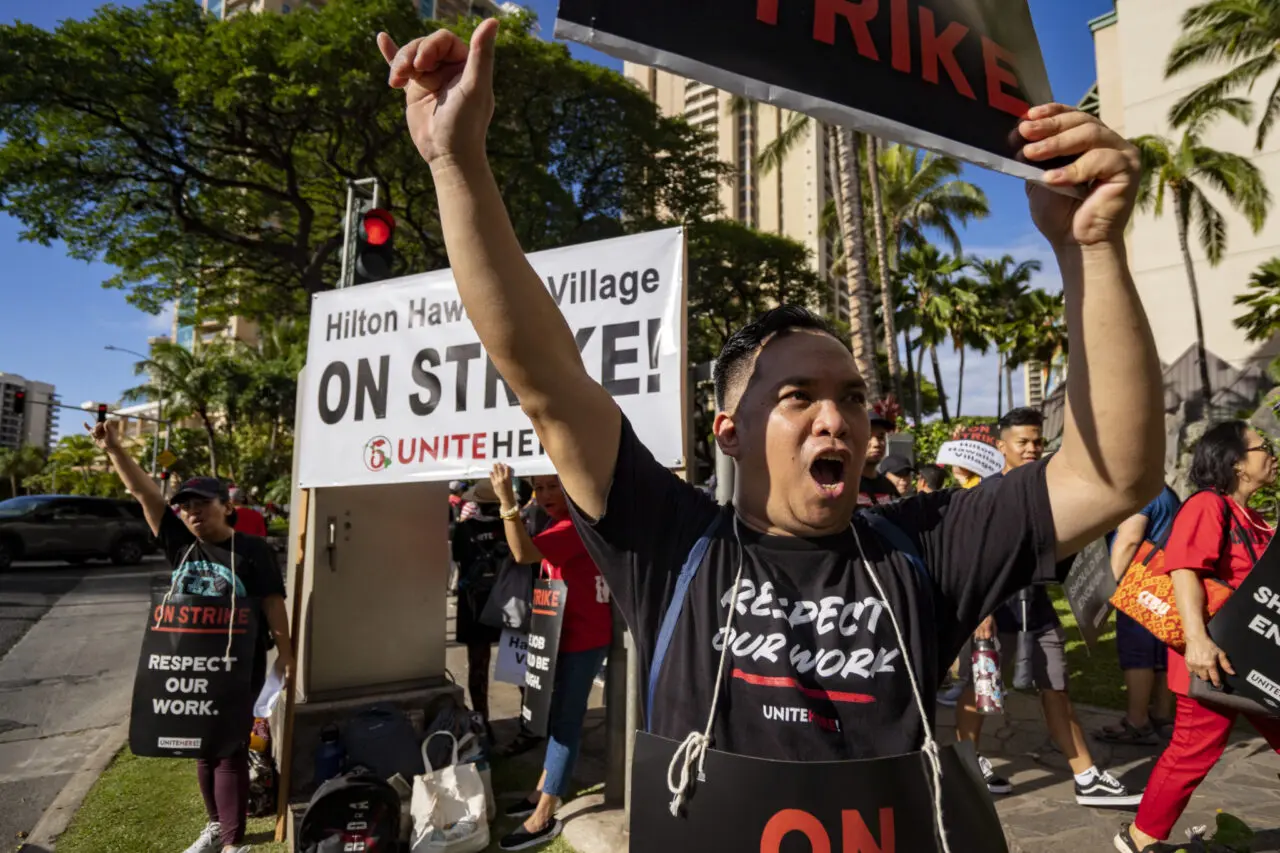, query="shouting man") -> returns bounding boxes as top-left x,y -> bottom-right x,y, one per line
378,15 -> 1162,786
